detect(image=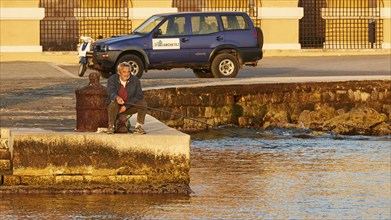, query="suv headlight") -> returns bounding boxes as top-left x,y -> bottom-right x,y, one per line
93,44 -> 108,52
